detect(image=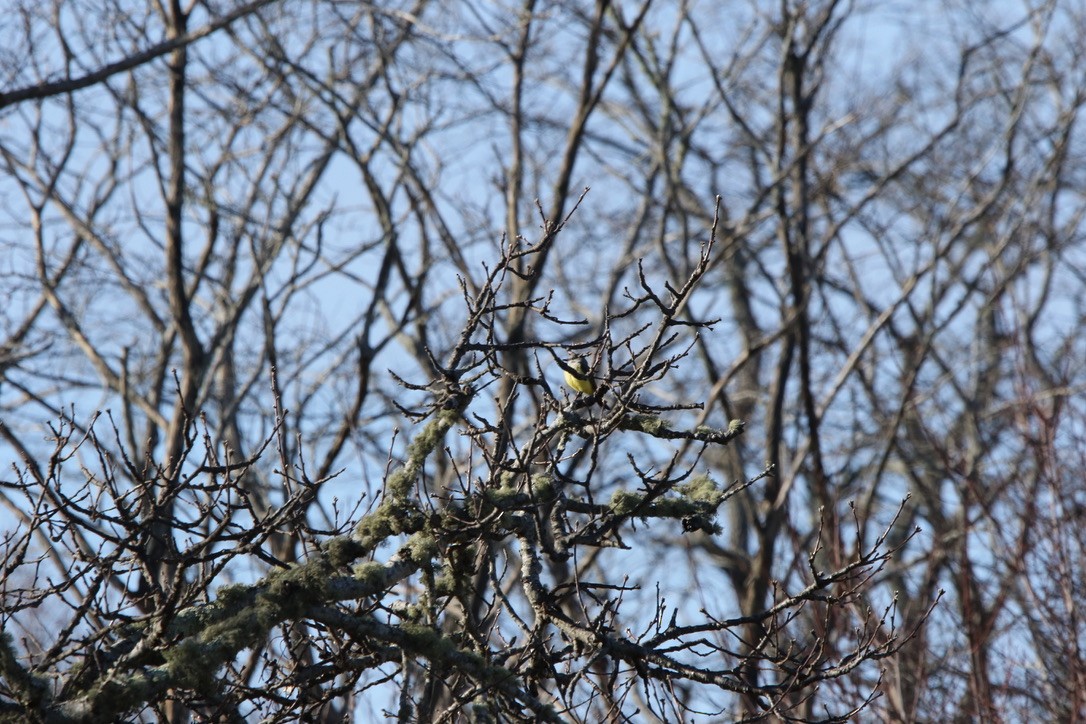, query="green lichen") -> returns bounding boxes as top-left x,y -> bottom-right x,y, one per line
354,404 -> 462,547
0,631 -> 48,708
323,535 -> 366,567
626,414 -> 665,434
609,489 -> 643,515
528,473 -> 554,495
485,485 -> 524,506
406,532 -> 438,563
163,638 -> 218,692
432,568 -> 457,597
352,560 -> 388,586
678,474 -> 723,504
